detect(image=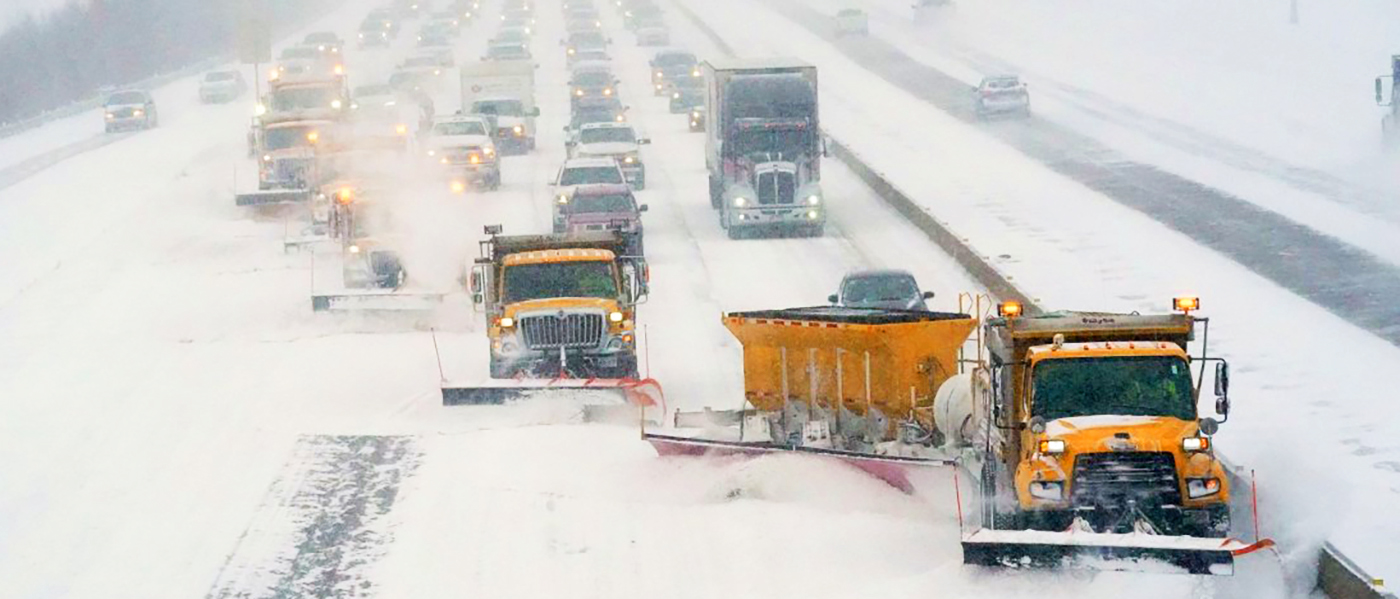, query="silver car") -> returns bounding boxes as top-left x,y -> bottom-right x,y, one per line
828,269 -> 934,310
